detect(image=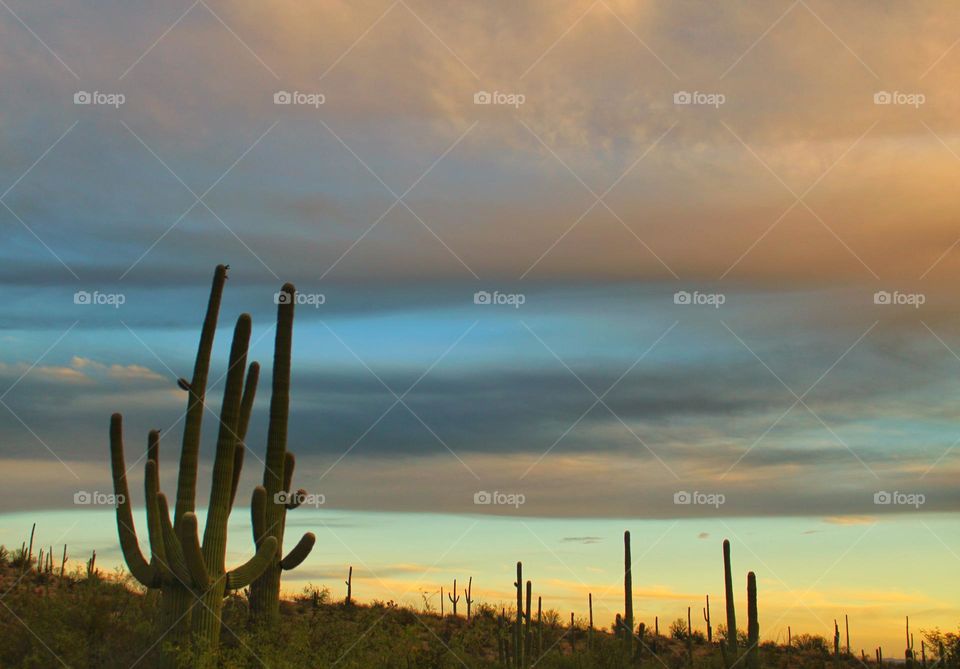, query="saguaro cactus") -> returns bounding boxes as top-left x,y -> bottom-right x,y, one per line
747,571 -> 759,669
249,283 -> 316,620
448,579 -> 460,617
108,266 -> 301,665
525,580 -> 533,662
514,562 -> 523,669
723,539 -> 738,654
345,565 -> 353,605
465,576 -> 473,620
624,530 -> 634,655
704,594 -> 713,643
